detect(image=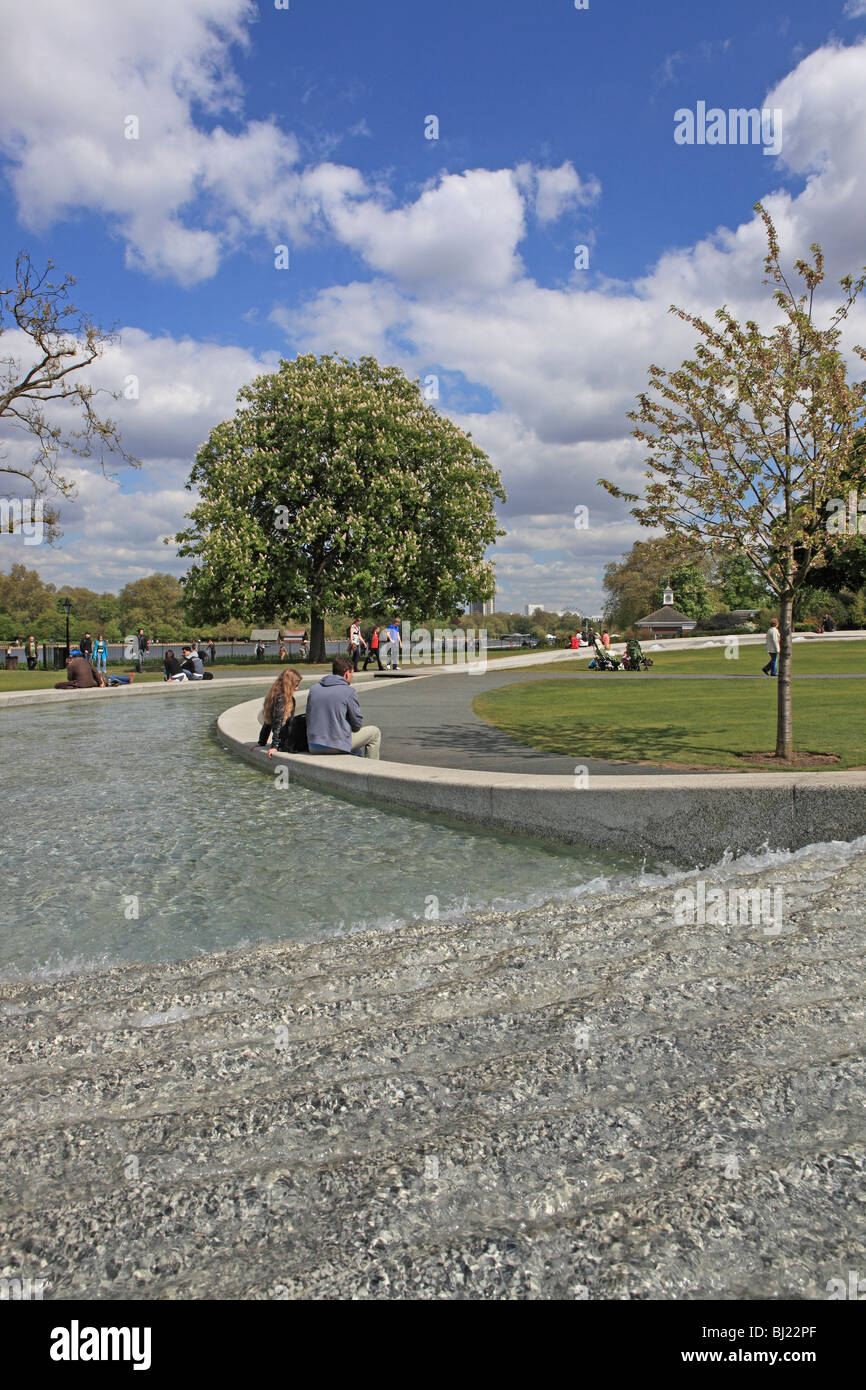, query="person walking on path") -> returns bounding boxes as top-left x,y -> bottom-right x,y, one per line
25,635 -> 38,670
386,620 -> 402,669
306,656 -> 381,758
136,629 -> 149,672
93,633 -> 108,674
601,630 -> 611,650
80,632 -> 93,660
208,638 -> 216,663
762,618 -> 780,676
348,619 -> 367,672
363,625 -> 384,671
